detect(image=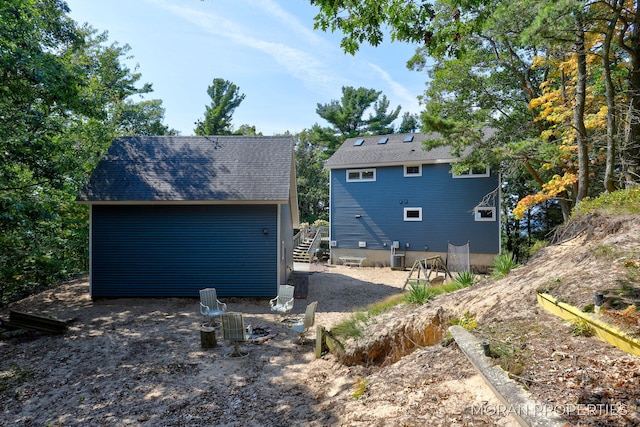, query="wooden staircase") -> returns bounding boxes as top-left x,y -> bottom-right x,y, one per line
293,238 -> 312,262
